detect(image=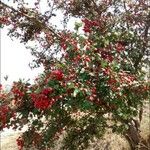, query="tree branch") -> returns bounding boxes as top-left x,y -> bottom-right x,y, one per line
0,1 -> 61,39
134,12 -> 150,71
